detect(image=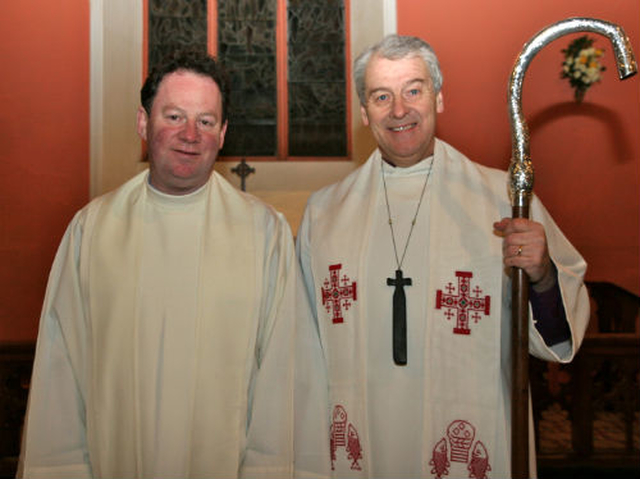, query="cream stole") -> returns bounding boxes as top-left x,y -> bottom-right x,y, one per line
80,171 -> 258,477
309,140 -> 510,477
